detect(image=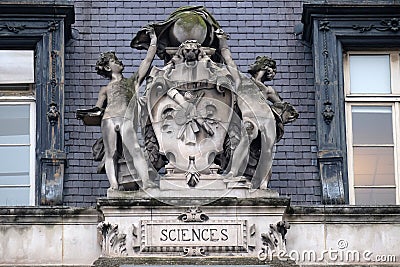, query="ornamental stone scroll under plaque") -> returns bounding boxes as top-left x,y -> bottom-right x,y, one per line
140,220 -> 249,254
